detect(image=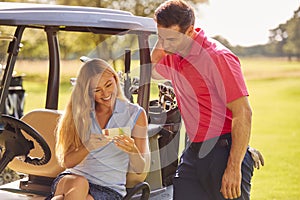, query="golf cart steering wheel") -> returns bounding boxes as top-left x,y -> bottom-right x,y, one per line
0,115 -> 51,173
